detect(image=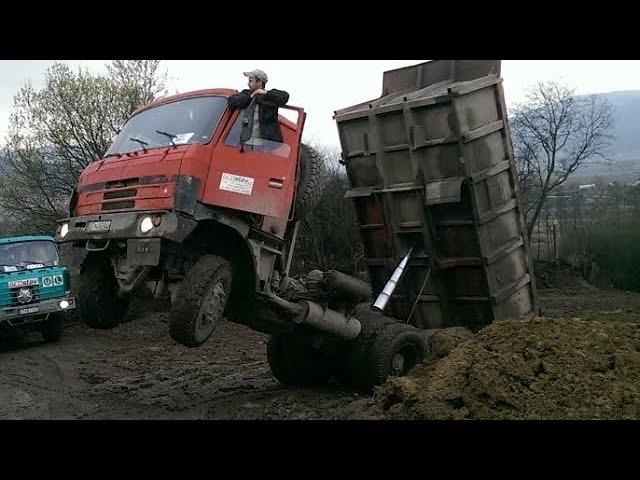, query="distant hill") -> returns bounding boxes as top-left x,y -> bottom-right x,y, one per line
567,91 -> 640,185
600,90 -> 640,161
